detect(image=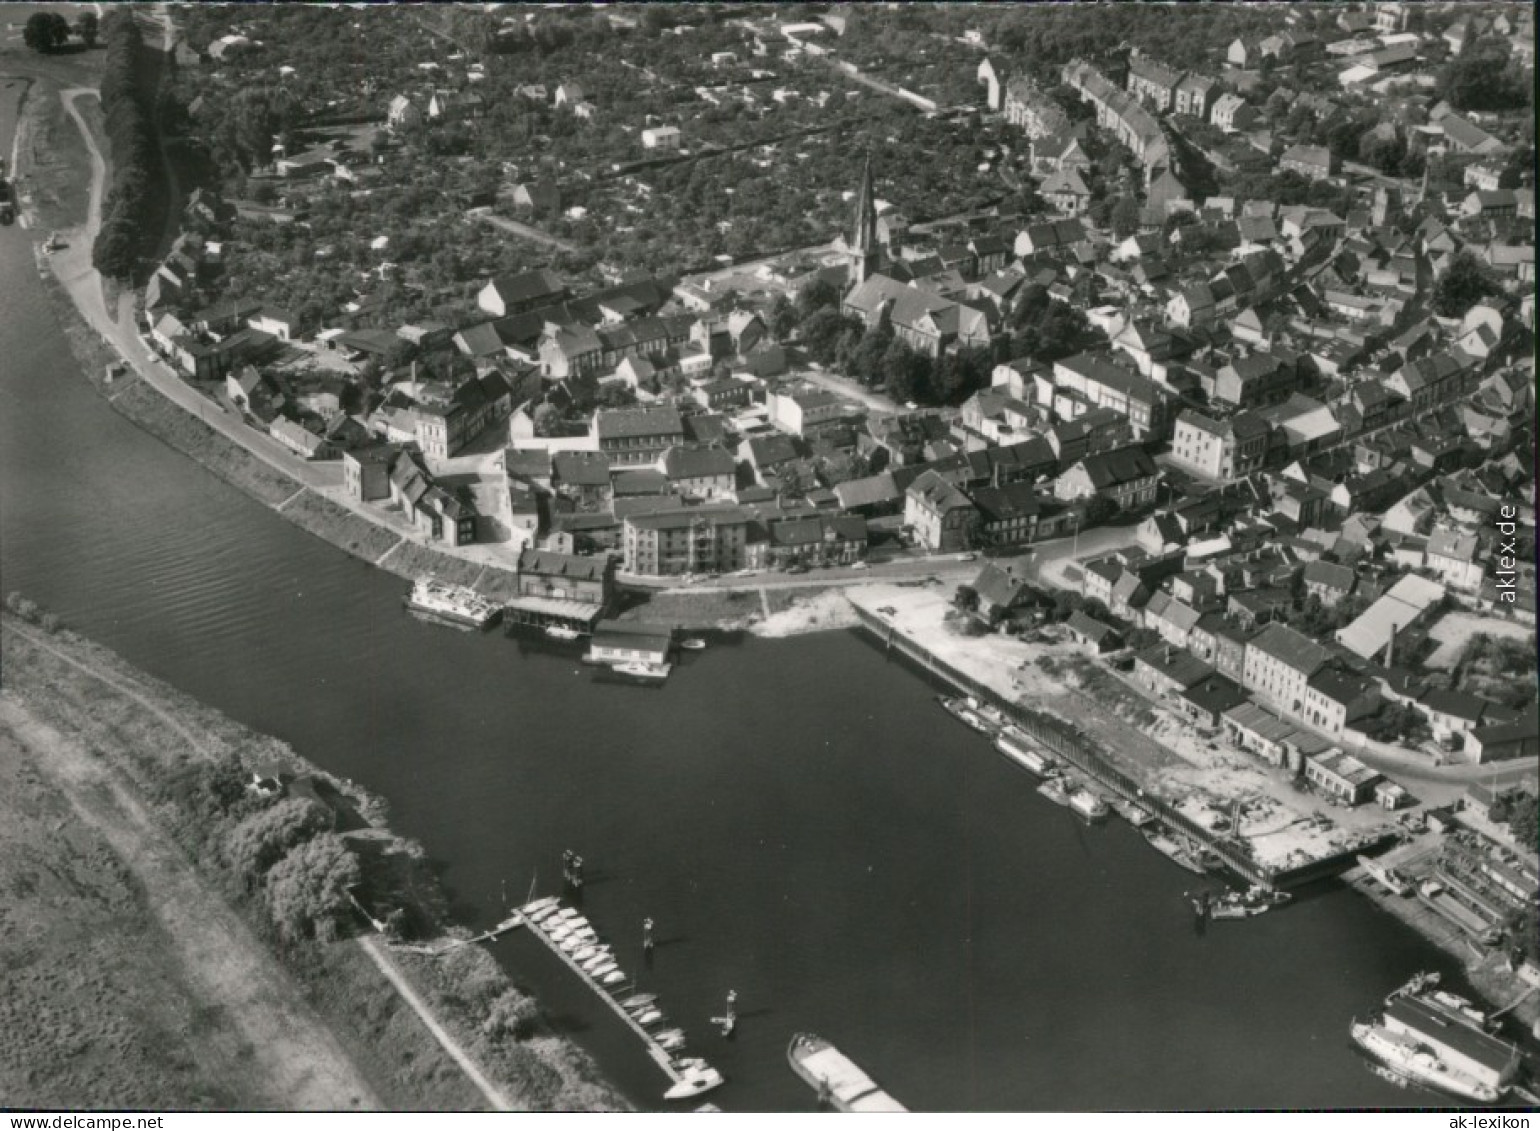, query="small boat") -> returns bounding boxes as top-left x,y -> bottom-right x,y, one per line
1208,886 -> 1290,920
545,624 -> 581,641
656,1029 -> 687,1052
588,960 -> 618,979
547,926 -> 572,943
554,907 -> 584,921
1145,826 -> 1207,876
938,696 -> 997,736
620,993 -> 658,1011
599,969 -> 627,986
1037,777 -> 1073,808
680,637 -> 707,651
522,896 -> 560,915
614,660 -> 671,680
527,905 -> 562,925
560,934 -> 589,952
573,946 -> 598,963
1068,787 -> 1109,822
1357,854 -> 1412,897
663,1061 -> 725,1102
634,1007 -> 664,1026
1110,797 -> 1156,828
580,948 -> 612,968
994,731 -> 1056,777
